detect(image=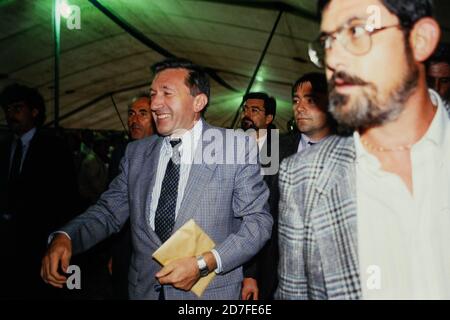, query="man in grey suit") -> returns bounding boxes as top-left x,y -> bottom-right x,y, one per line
41,58 -> 273,300
277,0 -> 450,299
